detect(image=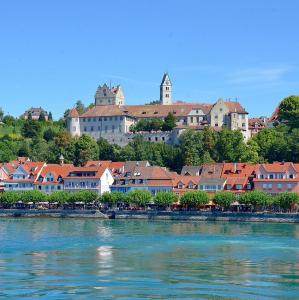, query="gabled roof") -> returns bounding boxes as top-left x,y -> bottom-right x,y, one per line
68,108 -> 79,118
172,175 -> 200,187
221,163 -> 256,178
201,163 -> 224,178
39,164 -> 74,182
258,162 -> 297,173
64,164 -> 109,180
224,101 -> 248,114
181,166 -> 202,176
